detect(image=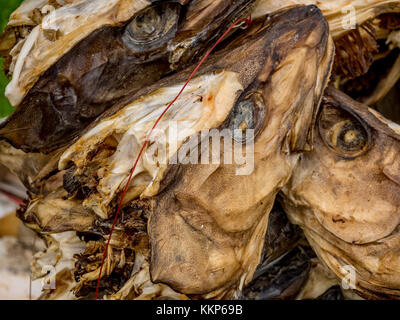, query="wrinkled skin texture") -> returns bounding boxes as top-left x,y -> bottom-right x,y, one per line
149,5 -> 334,298
281,86 -> 400,299
0,140 -> 51,192
12,8 -> 282,235
0,0 -> 256,153
2,5 -> 334,299
252,0 -> 400,38
253,1 -> 400,79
